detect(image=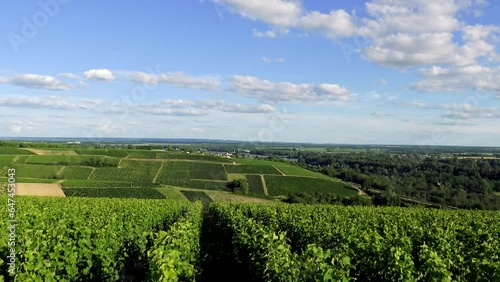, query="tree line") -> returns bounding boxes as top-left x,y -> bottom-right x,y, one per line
296,152 -> 500,210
